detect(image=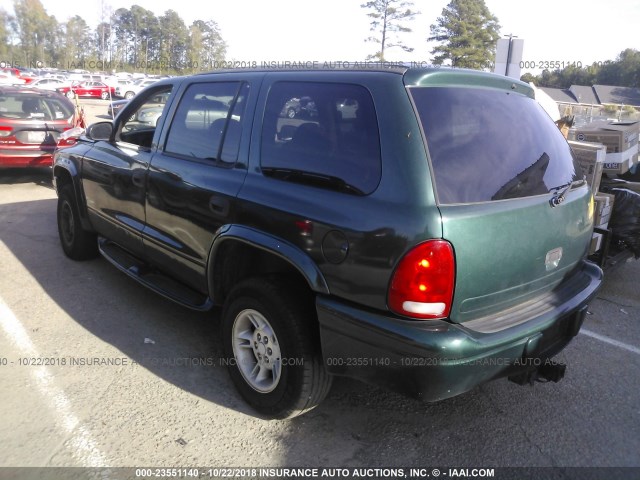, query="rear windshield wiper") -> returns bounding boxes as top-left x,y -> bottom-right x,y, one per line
261,167 -> 365,195
549,179 -> 585,207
